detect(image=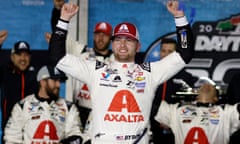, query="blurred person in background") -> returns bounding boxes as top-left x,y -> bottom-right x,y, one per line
150,38 -> 198,144
155,83 -> 240,144
0,41 -> 38,143
4,65 -> 89,144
